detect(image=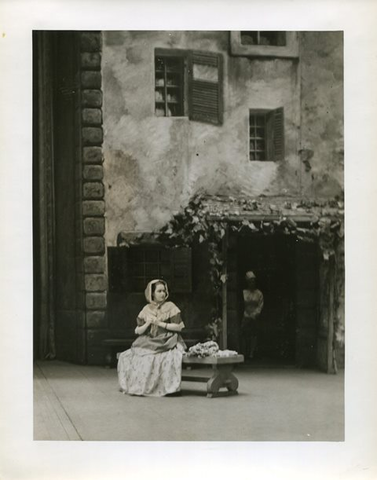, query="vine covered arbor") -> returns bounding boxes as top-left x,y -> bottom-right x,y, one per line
117,194 -> 344,373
